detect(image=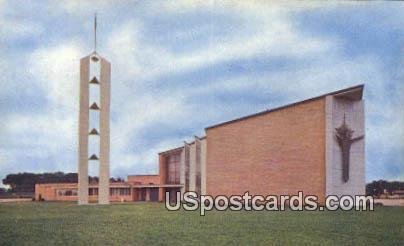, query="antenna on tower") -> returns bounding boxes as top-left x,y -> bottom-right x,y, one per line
91,13 -> 99,62
94,12 -> 97,52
